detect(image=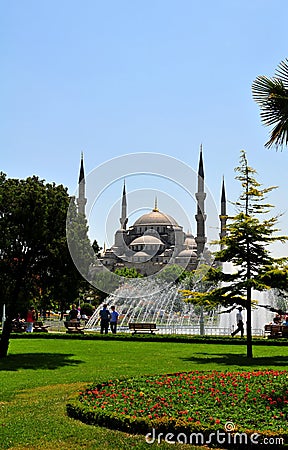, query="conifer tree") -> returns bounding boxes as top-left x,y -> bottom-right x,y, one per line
182,150 -> 288,358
